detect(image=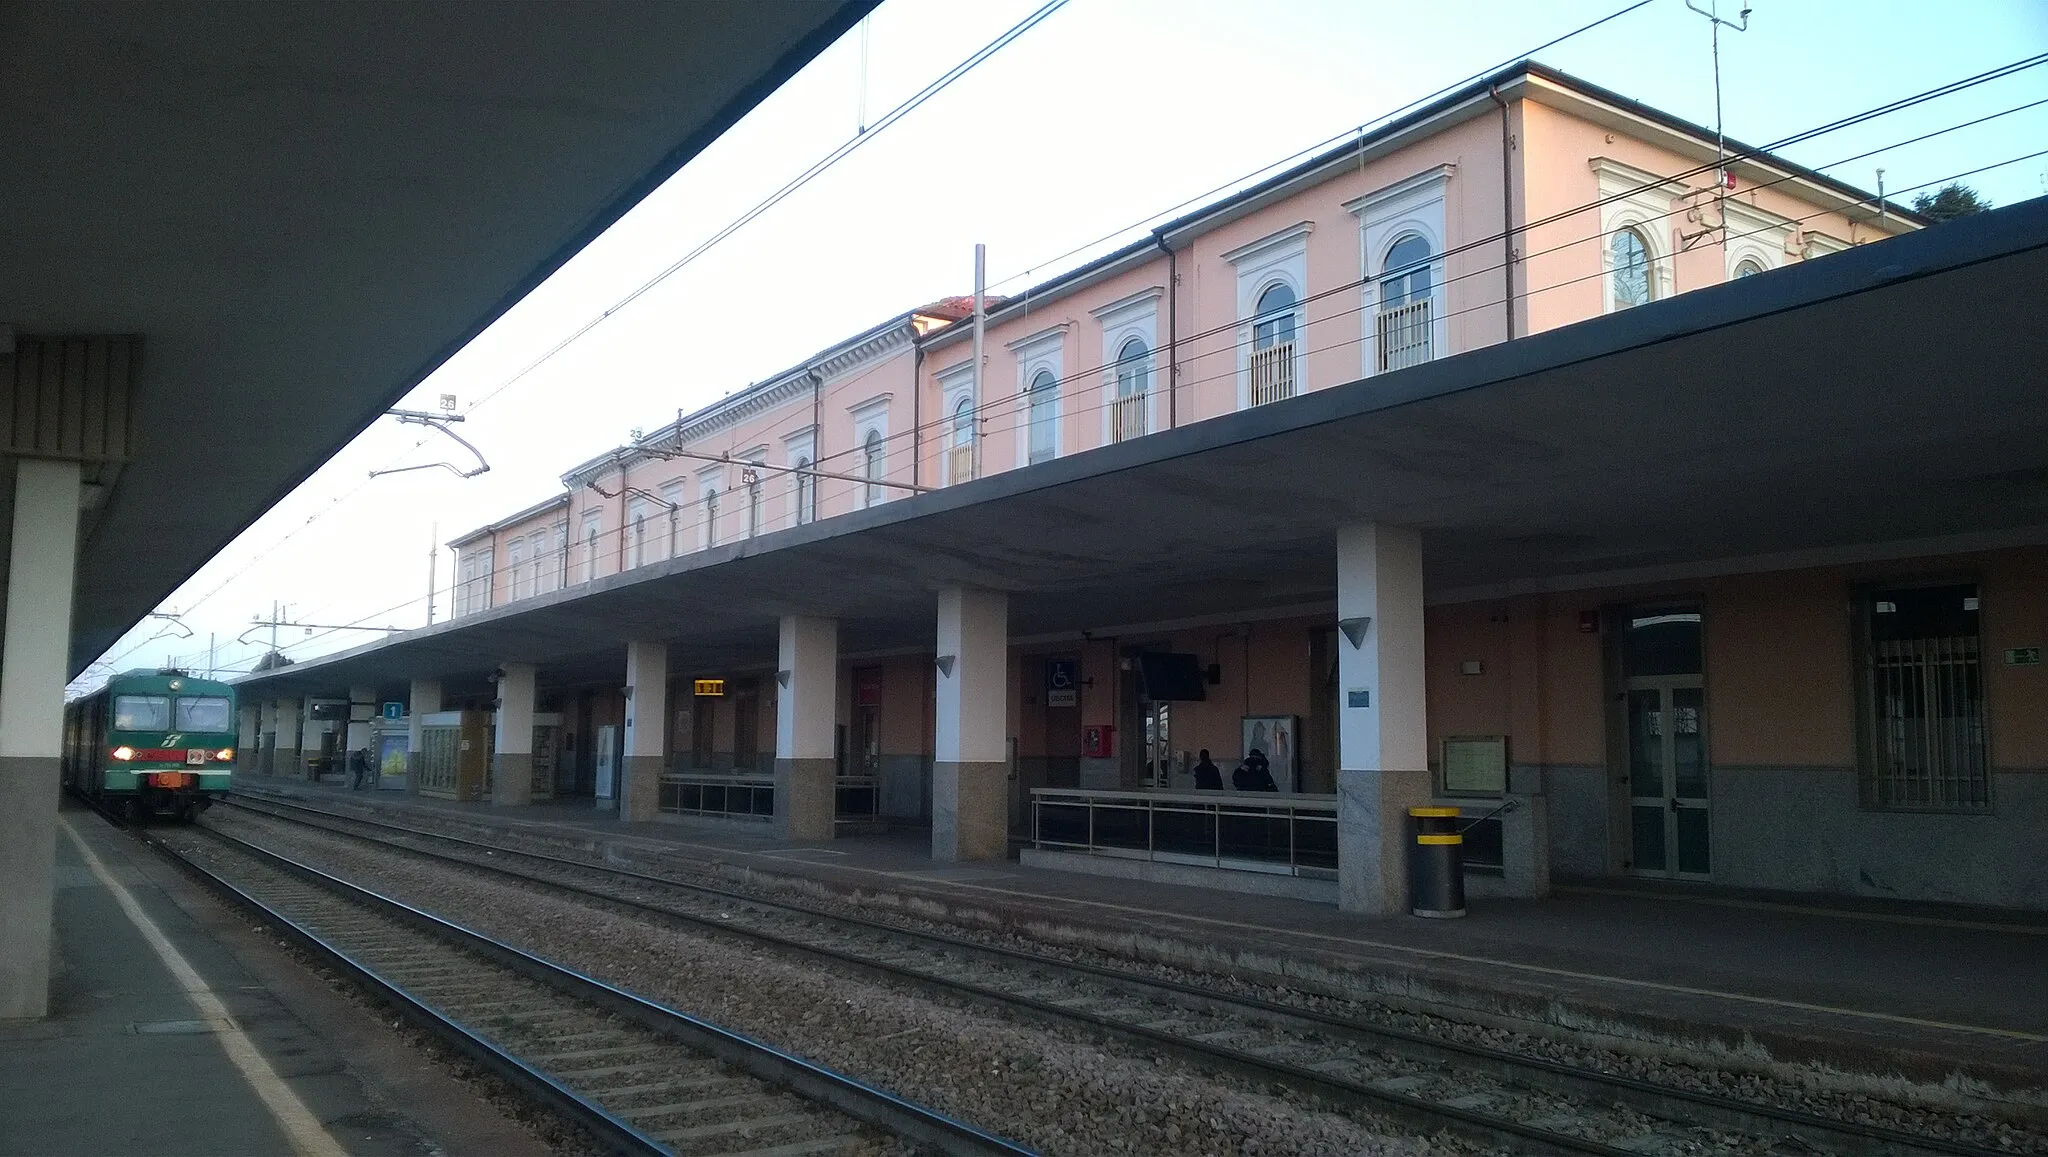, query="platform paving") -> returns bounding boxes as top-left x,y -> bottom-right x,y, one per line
0,799 -> 548,1157
239,776 -> 2048,1093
